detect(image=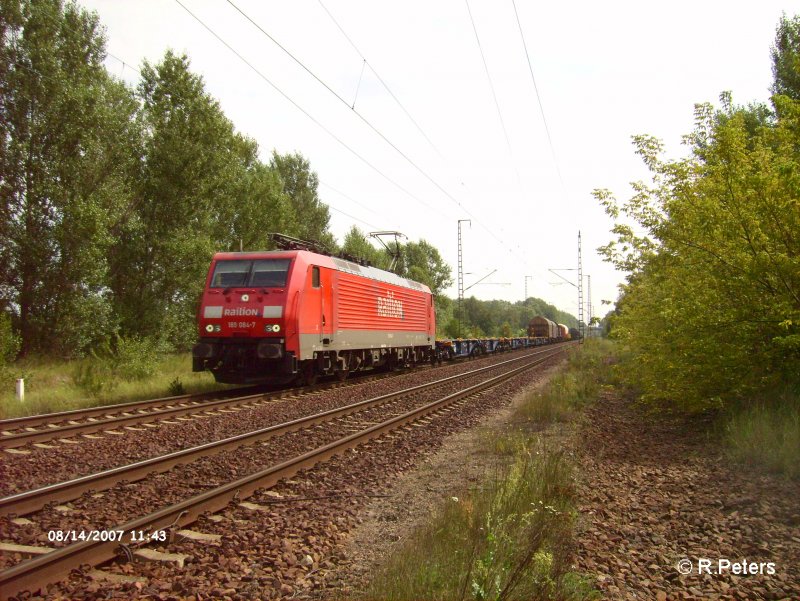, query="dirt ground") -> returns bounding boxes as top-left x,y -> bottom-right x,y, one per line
318,360 -> 570,598
575,389 -> 800,601
323,363 -> 800,601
